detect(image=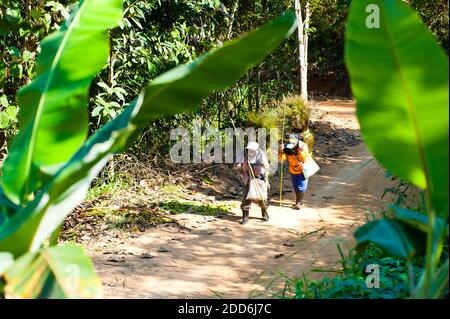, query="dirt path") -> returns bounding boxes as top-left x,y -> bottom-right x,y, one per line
85,100 -> 392,298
